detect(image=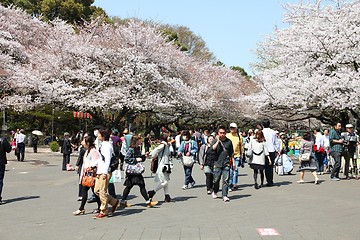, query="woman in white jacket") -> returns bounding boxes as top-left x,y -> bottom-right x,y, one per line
247,130 -> 269,189
148,134 -> 173,202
